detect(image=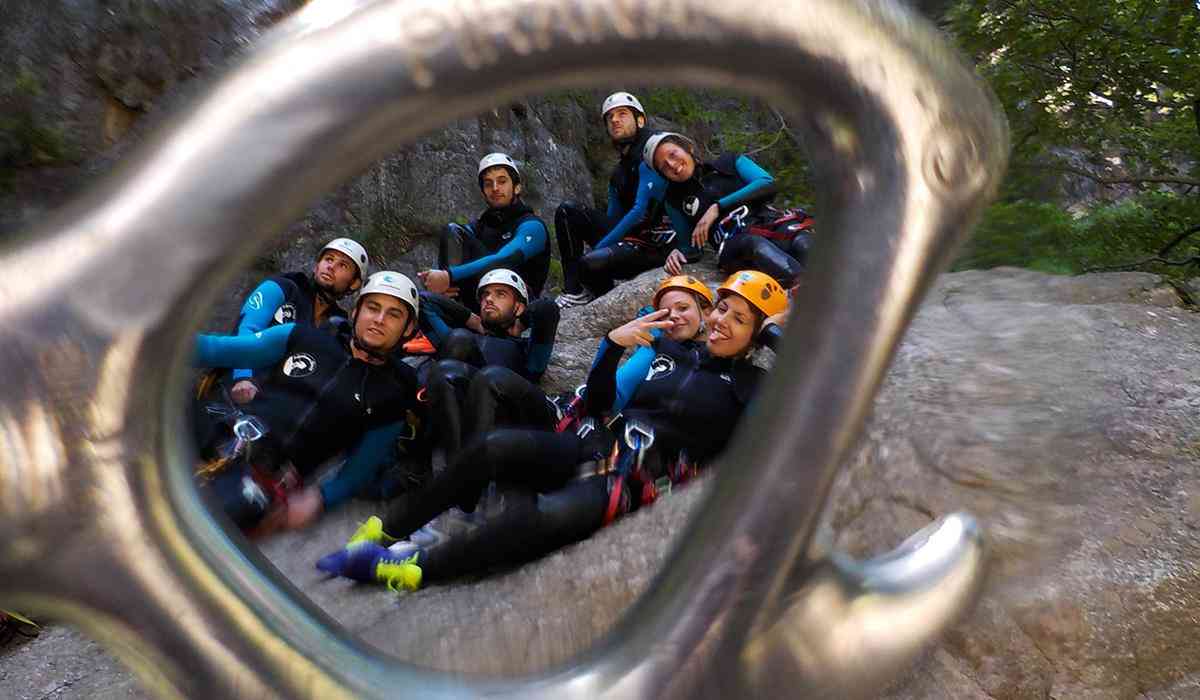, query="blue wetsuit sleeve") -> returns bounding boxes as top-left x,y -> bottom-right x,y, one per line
447,219 -> 548,283
605,182 -> 621,221
232,280 -> 287,381
318,422 -> 404,509
612,345 -> 656,412
193,324 -> 294,369
595,164 -> 668,249
716,155 -> 775,215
